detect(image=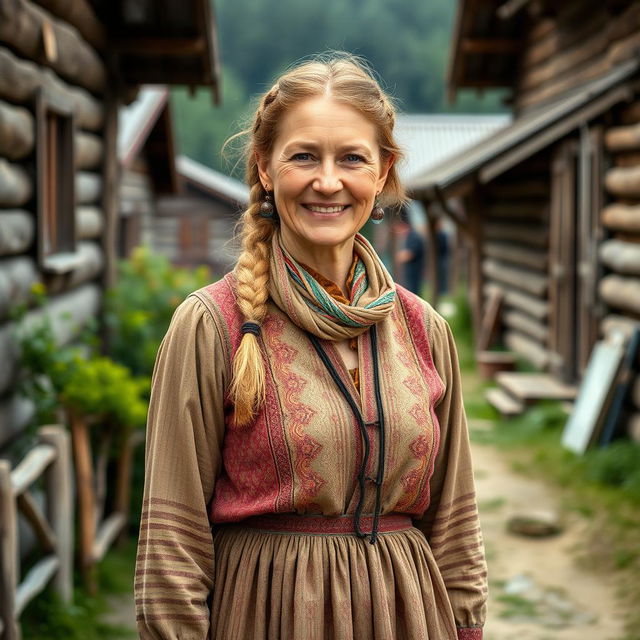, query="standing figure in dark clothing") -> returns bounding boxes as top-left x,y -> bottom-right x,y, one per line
397,223 -> 426,296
